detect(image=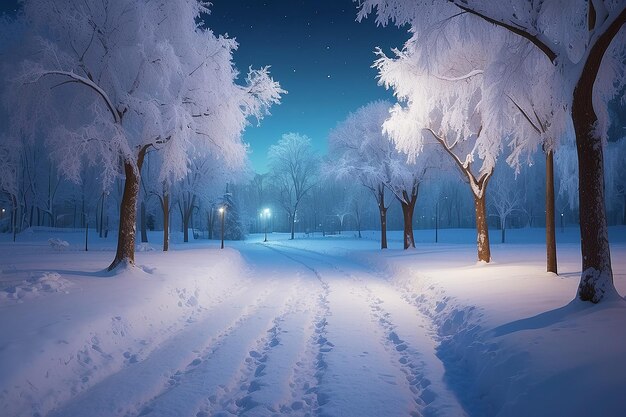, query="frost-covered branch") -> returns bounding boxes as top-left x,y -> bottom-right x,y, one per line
31,70 -> 121,123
